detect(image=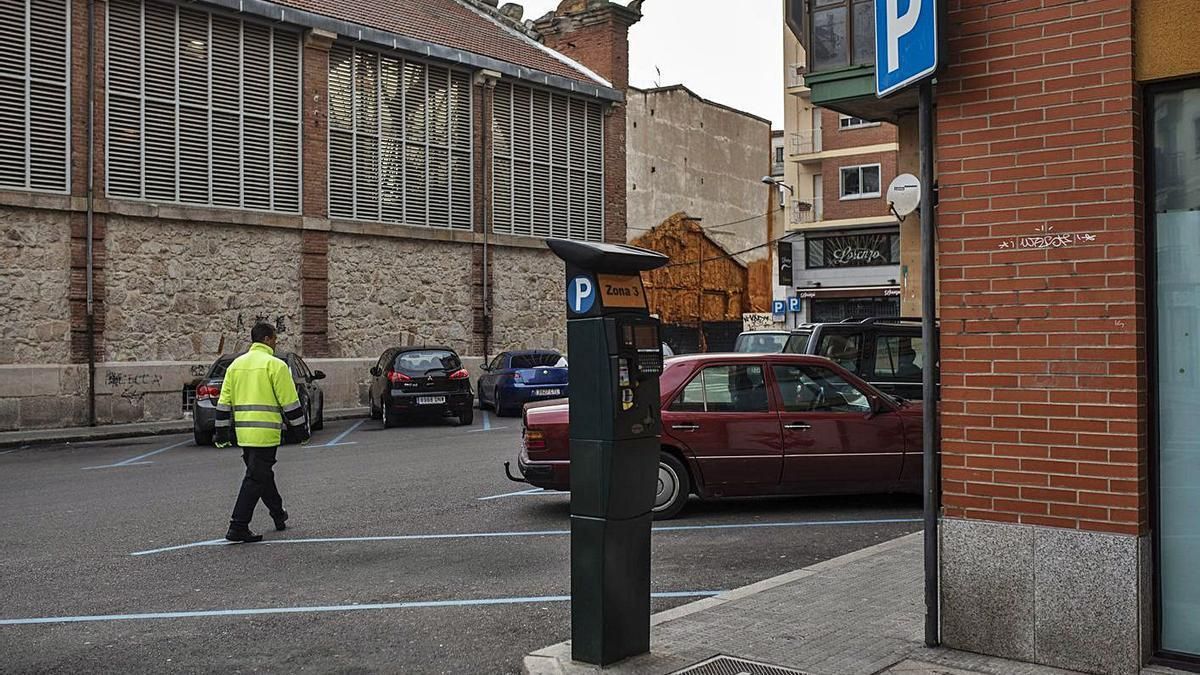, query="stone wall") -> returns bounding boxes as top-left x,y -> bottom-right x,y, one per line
104,217 -> 303,361
327,233 -> 474,359
0,207 -> 71,365
490,246 -> 566,354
